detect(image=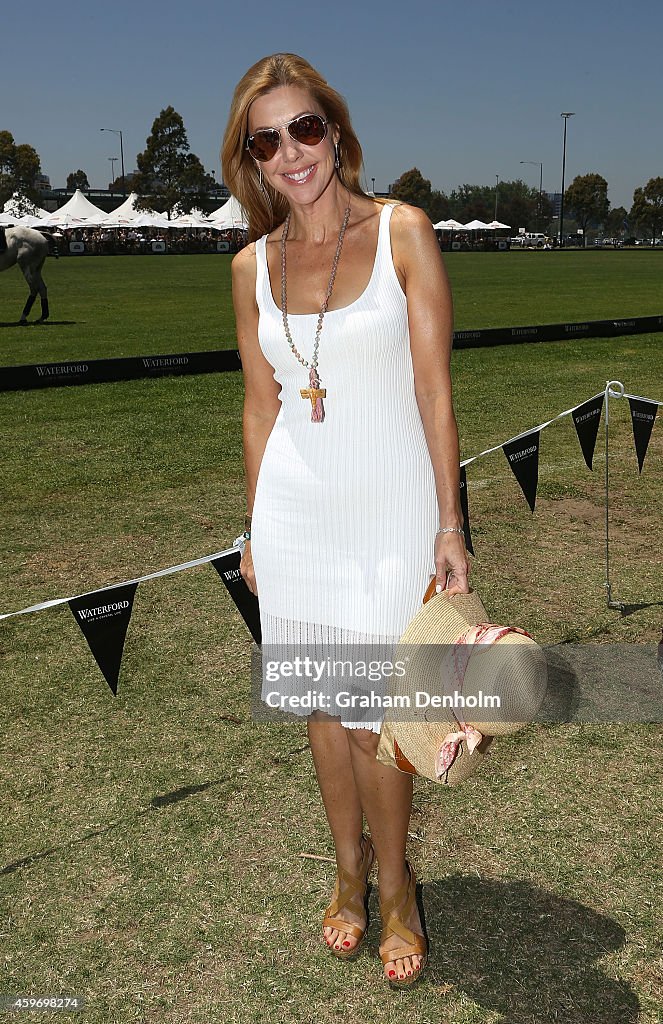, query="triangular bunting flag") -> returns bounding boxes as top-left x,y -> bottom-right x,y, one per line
628,397 -> 658,473
68,582 -> 138,695
572,393 -> 604,470
502,430 -> 541,512
459,465 -> 475,555
211,549 -> 261,645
